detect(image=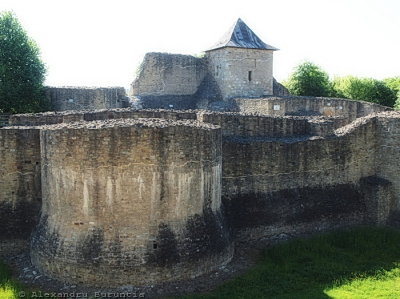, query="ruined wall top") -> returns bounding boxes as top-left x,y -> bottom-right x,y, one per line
46,86 -> 129,111
131,53 -> 207,97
